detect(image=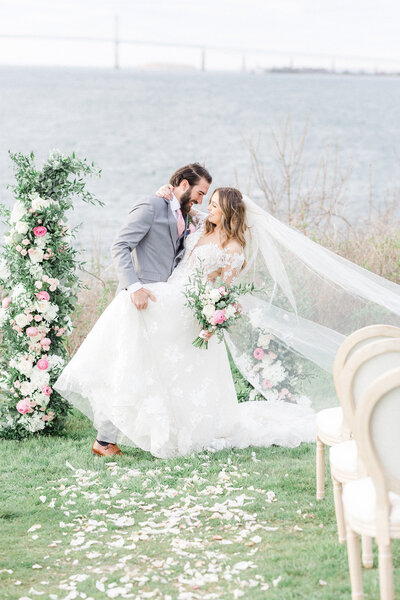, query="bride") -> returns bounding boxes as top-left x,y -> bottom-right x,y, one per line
54,186 -> 400,458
